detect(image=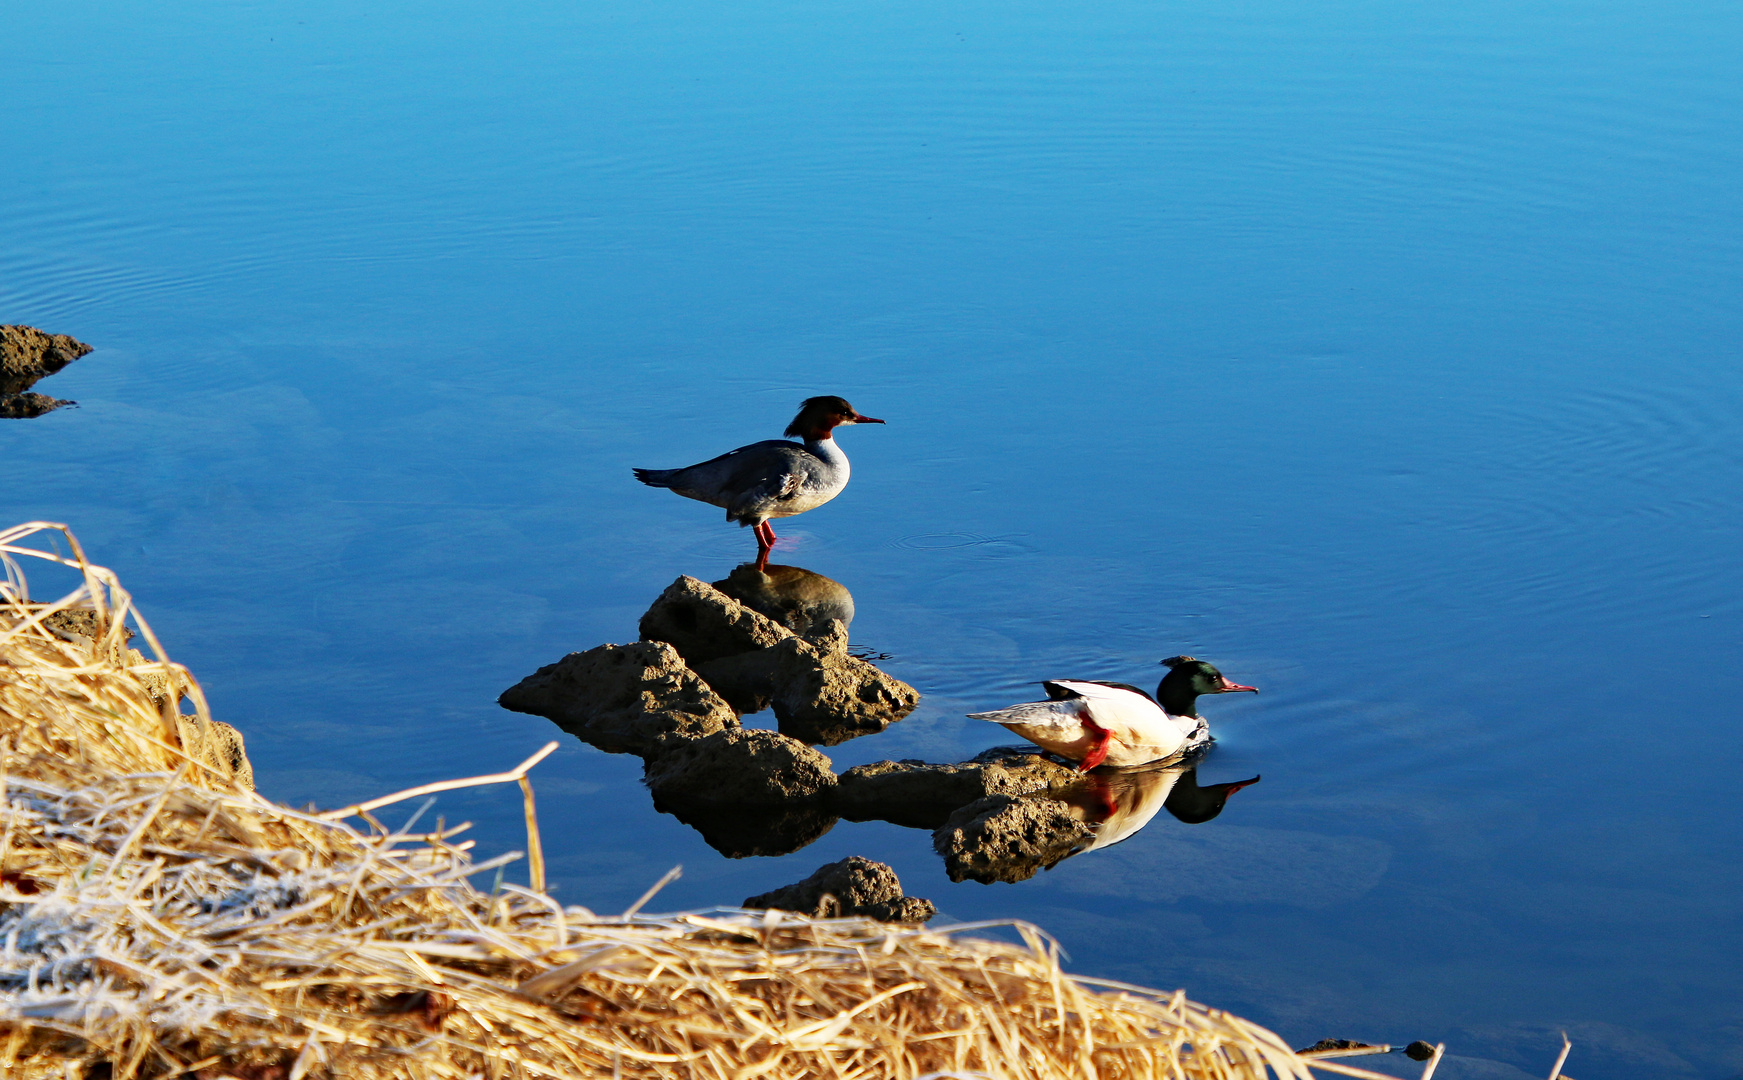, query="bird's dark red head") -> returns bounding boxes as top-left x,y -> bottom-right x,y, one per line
785,396 -> 885,440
